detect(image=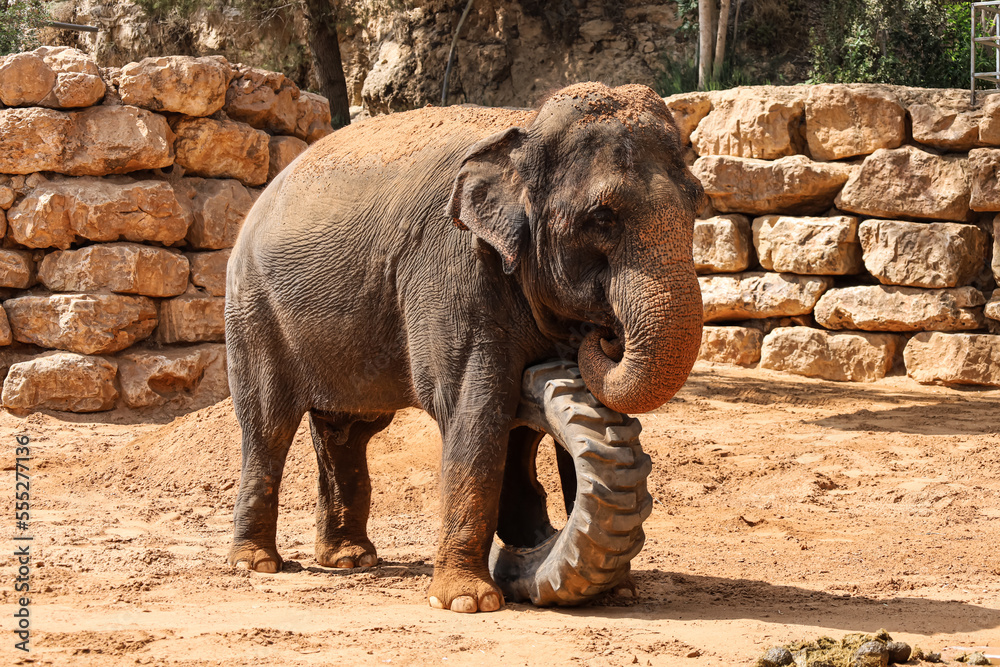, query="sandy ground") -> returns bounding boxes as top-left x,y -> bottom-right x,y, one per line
1,363 -> 999,666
